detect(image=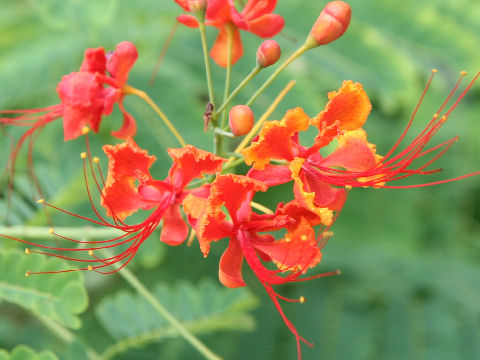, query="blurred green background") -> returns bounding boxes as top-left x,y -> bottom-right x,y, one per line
0,0 -> 479,359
